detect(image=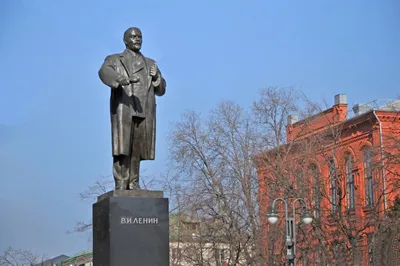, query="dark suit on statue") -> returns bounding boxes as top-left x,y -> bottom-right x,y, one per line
99,49 -> 166,189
